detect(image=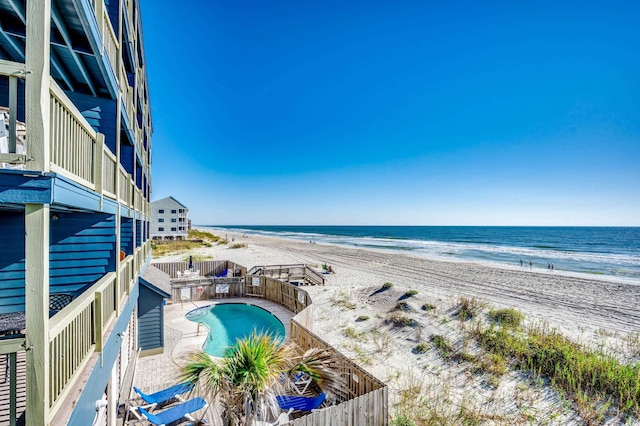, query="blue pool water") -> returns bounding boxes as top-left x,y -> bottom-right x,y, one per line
185,303 -> 285,357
